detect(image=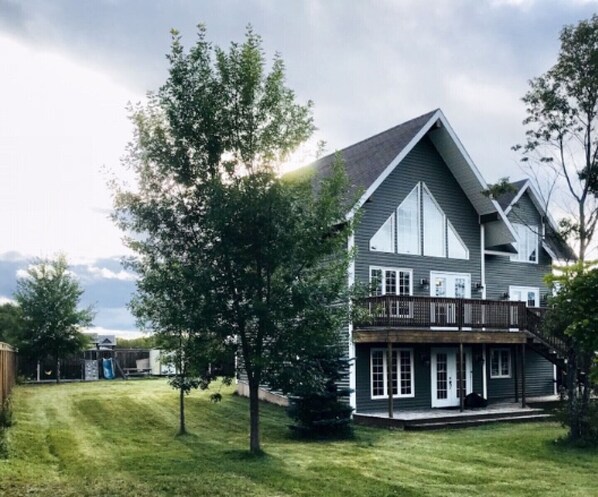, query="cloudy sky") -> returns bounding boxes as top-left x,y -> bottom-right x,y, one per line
0,0 -> 596,337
